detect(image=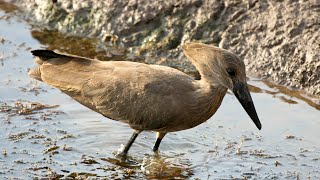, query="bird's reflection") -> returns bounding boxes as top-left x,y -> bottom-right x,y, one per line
102,153 -> 193,179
